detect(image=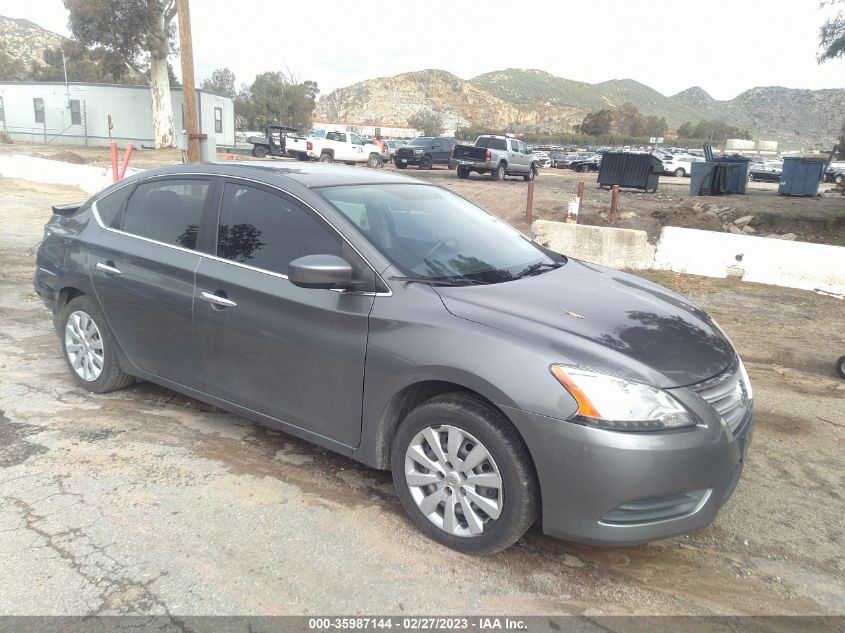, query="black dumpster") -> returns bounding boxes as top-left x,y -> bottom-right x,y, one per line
716,155 -> 752,194
598,153 -> 662,192
778,157 -> 826,196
